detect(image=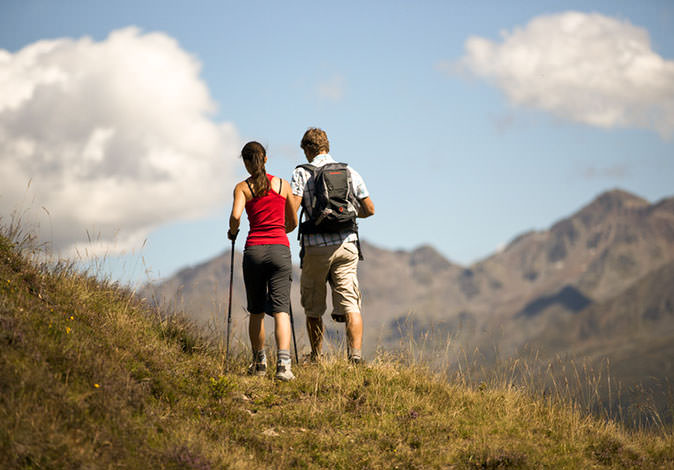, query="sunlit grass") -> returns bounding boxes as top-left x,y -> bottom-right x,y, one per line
1,223 -> 673,469
390,313 -> 674,433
